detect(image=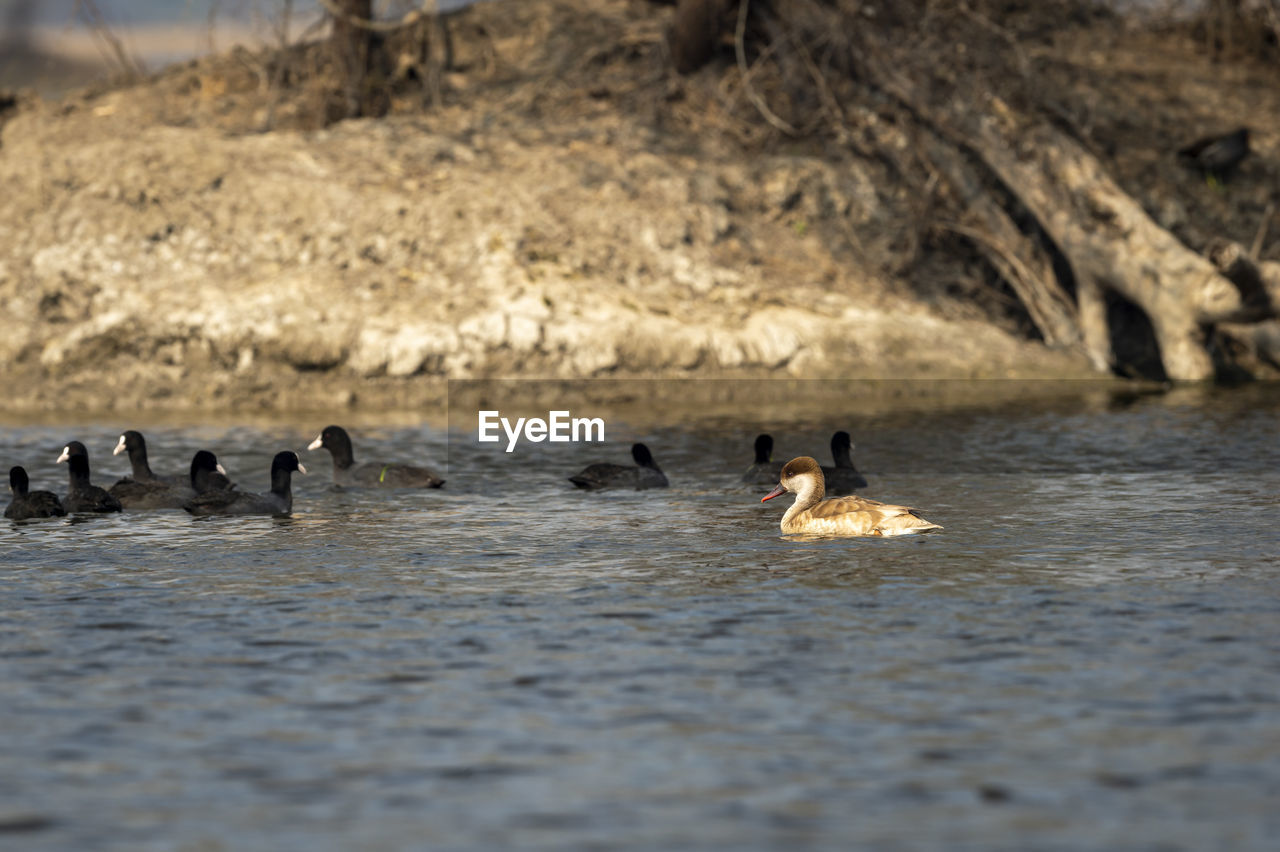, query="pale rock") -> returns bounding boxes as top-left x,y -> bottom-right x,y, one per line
742,308 -> 820,368
459,310 -> 507,347
711,329 -> 745,369
544,316 -> 620,375
350,323 -> 461,377
504,293 -> 551,350
506,314 -> 542,350
39,309 -> 131,367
